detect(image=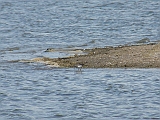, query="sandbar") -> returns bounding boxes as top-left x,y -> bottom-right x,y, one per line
31,42 -> 160,68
